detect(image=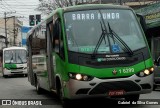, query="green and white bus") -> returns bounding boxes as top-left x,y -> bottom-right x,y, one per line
2,46 -> 27,77
27,4 -> 154,106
